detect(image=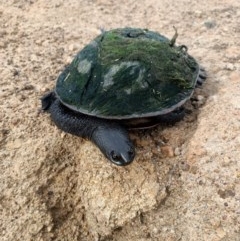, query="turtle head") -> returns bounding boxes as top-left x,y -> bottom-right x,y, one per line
91,124 -> 135,166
